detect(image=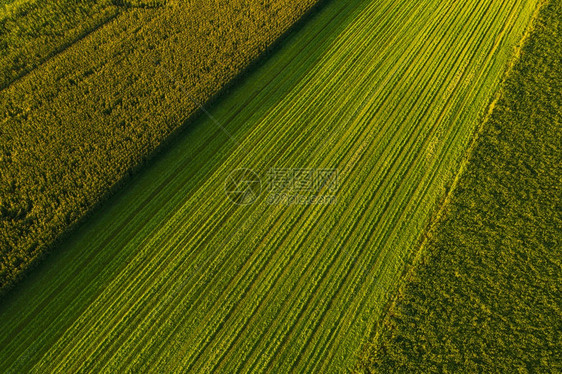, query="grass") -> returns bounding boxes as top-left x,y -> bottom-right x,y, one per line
0,0 -> 541,372
355,0 -> 561,372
